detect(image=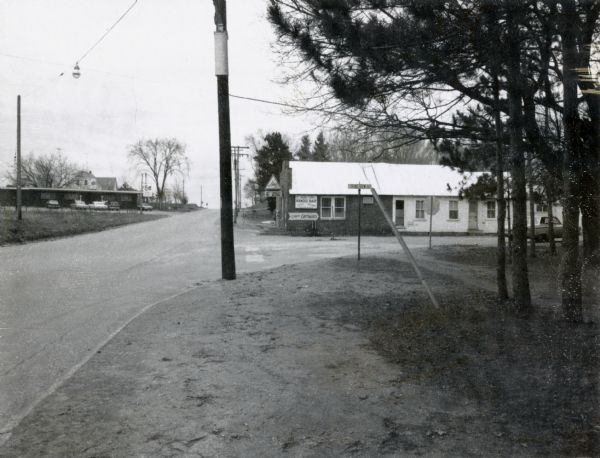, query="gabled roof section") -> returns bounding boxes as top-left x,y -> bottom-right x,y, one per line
265,175 -> 280,190
288,161 -> 483,197
96,177 -> 118,191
